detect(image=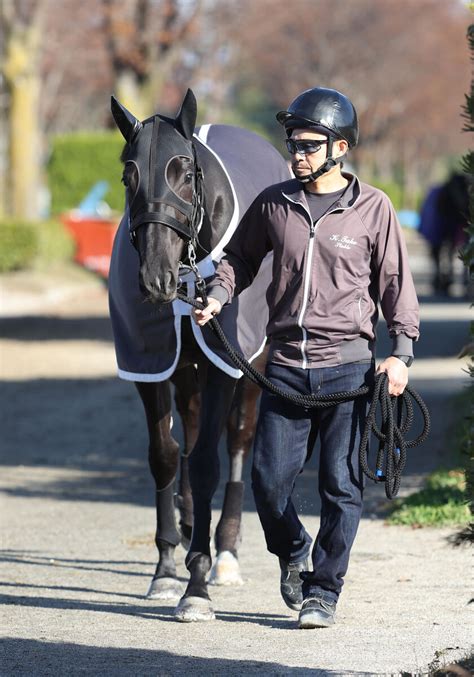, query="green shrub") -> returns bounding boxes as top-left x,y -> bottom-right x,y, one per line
0,221 -> 38,272
48,131 -> 125,215
36,219 -> 75,264
0,219 -> 75,273
387,470 -> 470,527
